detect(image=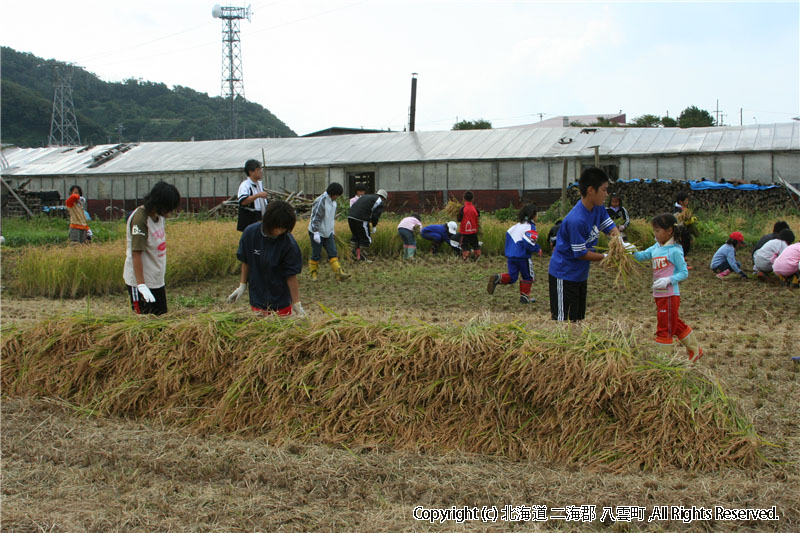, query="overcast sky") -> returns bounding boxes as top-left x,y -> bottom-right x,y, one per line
2,0 -> 798,136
